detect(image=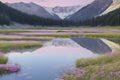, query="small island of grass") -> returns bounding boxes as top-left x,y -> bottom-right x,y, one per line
0,54 -> 19,75
0,43 -> 42,52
